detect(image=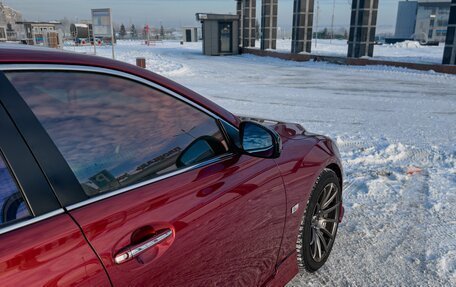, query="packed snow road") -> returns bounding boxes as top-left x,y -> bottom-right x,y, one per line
68,41 -> 456,286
